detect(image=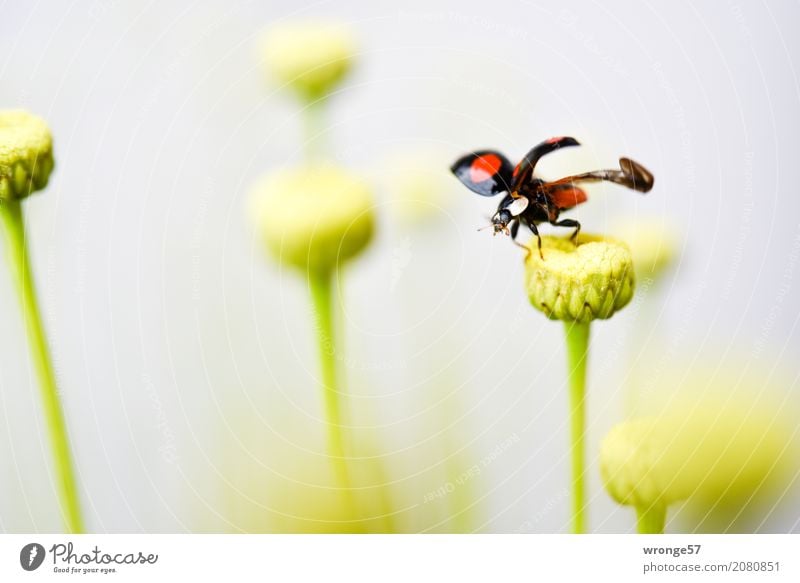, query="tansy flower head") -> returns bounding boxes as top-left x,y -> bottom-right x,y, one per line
601,386 -> 798,532
249,164 -> 374,273
600,418 -> 679,510
0,110 -> 55,202
379,148 -> 456,226
613,217 -> 678,281
525,234 -> 635,323
260,21 -> 356,102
